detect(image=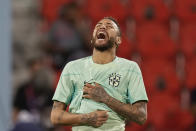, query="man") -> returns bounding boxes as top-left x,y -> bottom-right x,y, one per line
51,17 -> 148,131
